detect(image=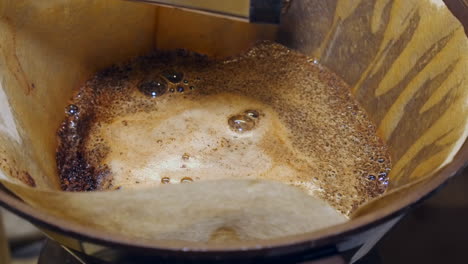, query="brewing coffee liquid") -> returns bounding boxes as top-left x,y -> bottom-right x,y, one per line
57,42 -> 391,215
